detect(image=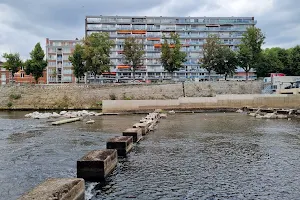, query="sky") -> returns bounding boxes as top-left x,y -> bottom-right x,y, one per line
0,0 -> 299,60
